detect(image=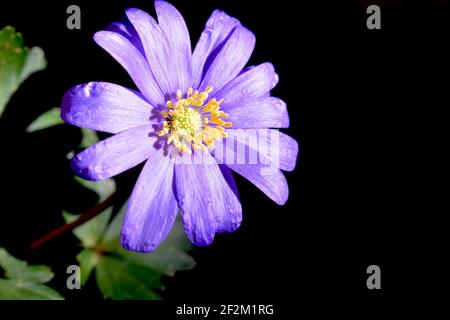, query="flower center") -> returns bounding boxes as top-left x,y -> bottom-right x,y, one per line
157,86 -> 232,155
